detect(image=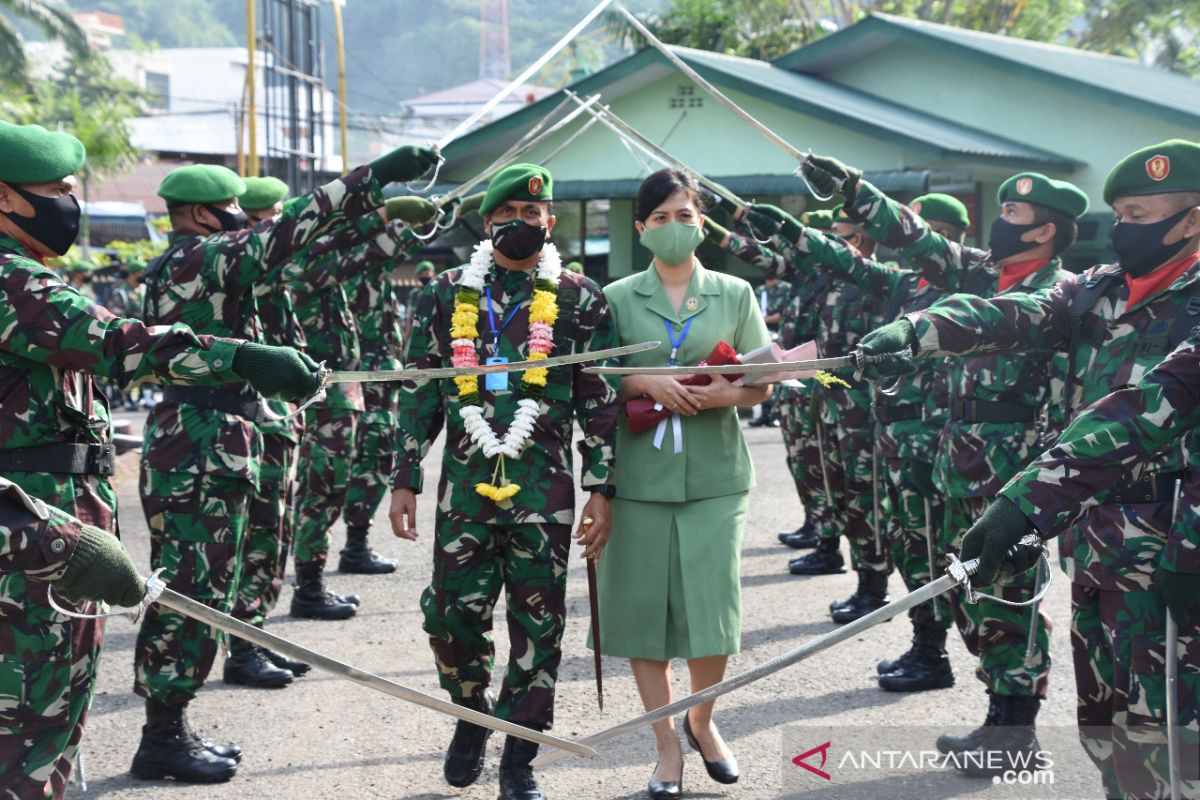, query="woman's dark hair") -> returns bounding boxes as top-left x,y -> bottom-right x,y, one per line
634,168 -> 710,223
